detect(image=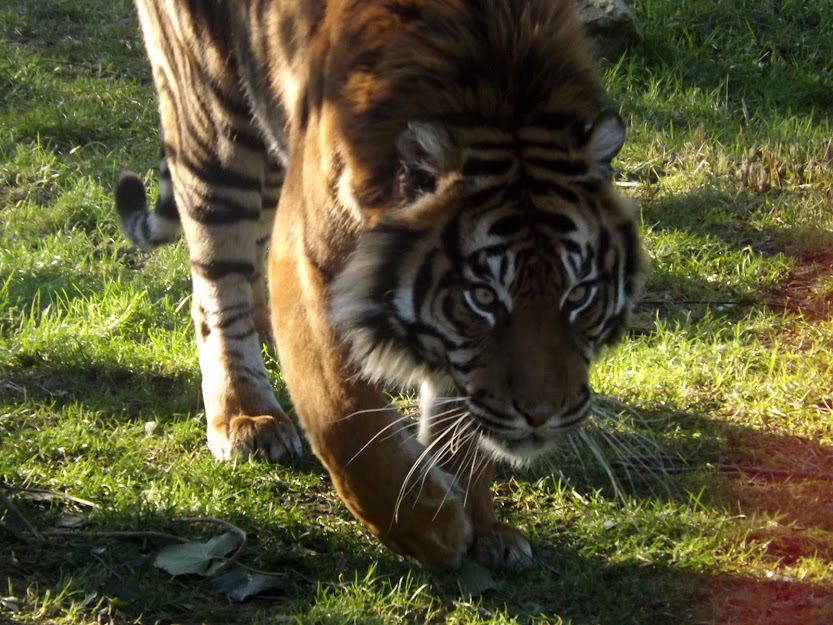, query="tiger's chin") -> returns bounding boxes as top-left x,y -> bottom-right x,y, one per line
476,422 -> 585,467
